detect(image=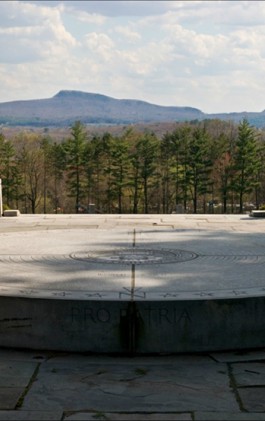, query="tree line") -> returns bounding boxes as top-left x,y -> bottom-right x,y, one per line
0,118 -> 265,214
